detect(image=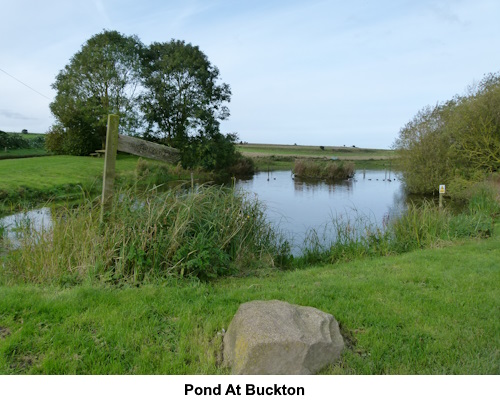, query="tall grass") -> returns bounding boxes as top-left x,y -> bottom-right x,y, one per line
298,186 -> 499,267
2,185 -> 290,285
294,159 -> 355,181
2,180 -> 498,284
